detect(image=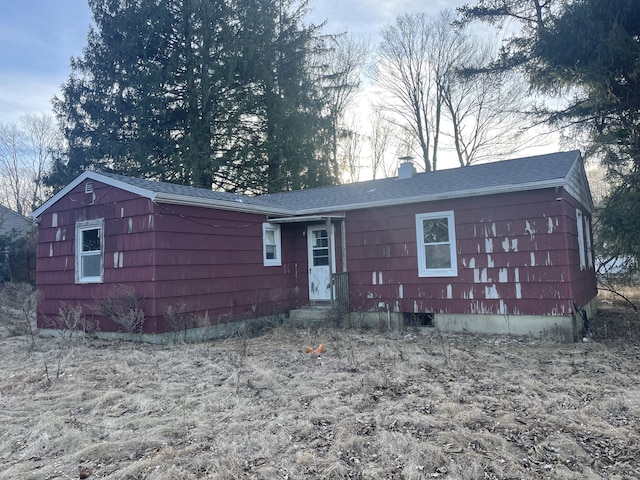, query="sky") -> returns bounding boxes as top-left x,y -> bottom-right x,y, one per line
0,0 -> 462,124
